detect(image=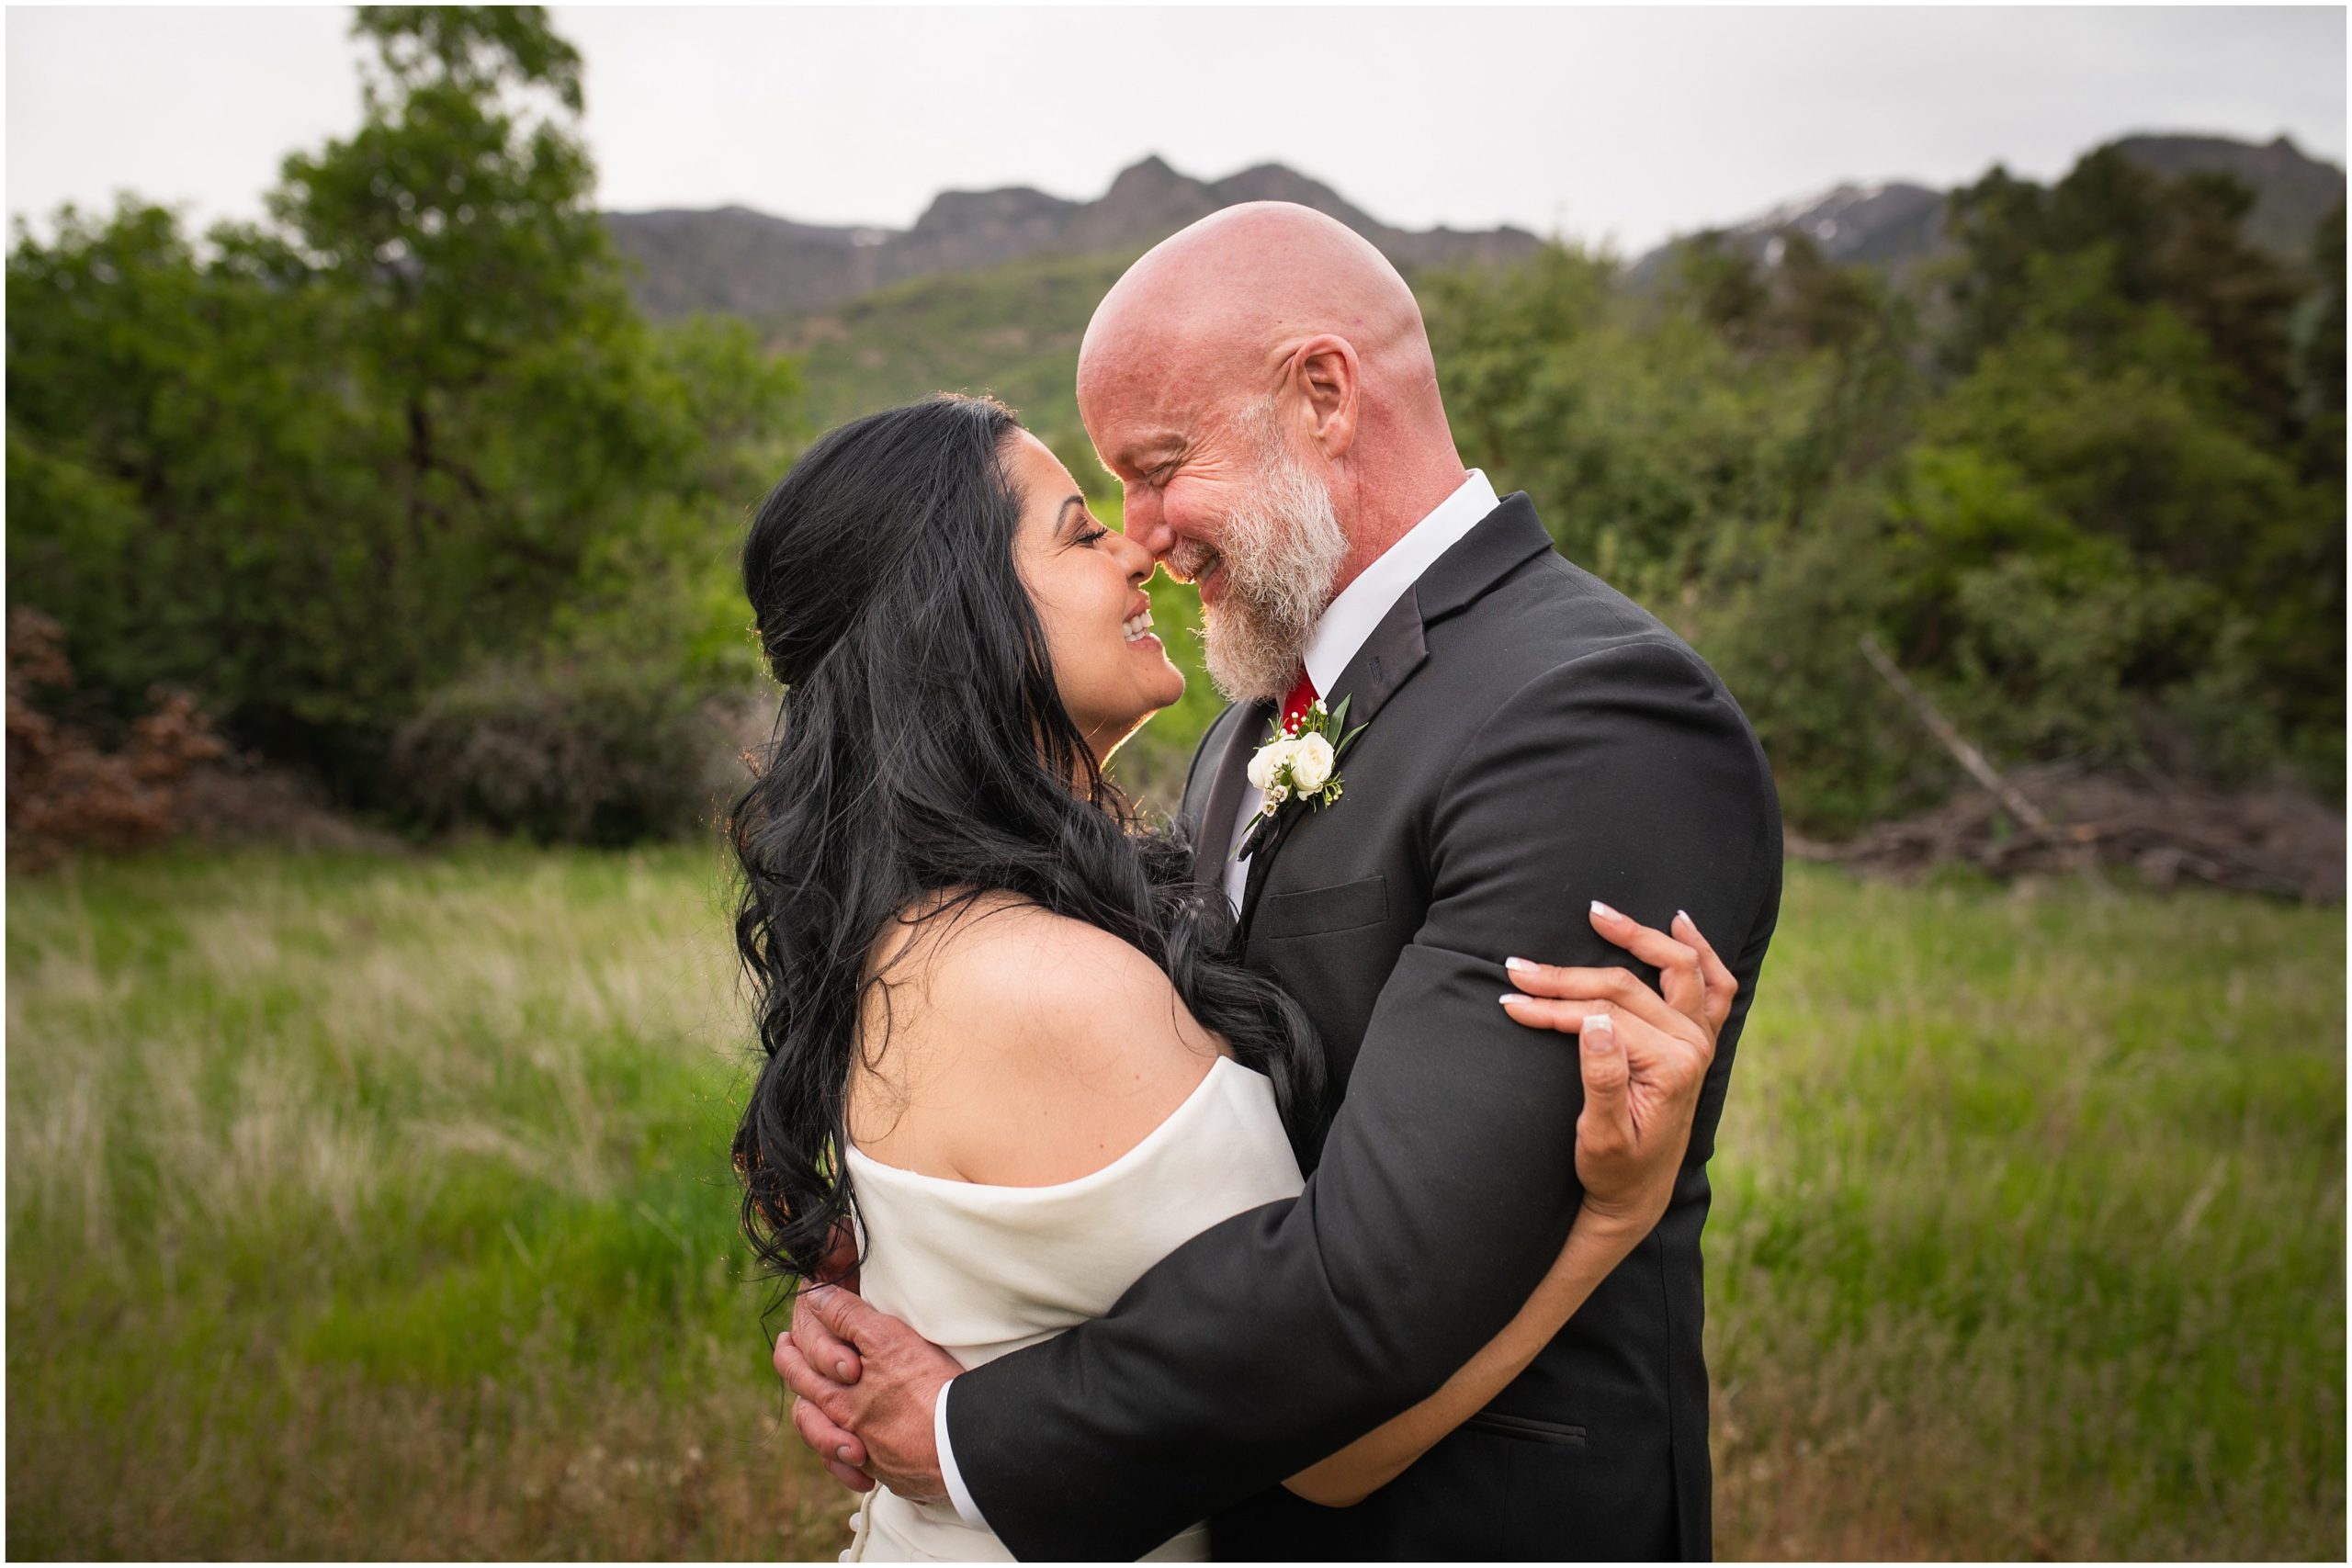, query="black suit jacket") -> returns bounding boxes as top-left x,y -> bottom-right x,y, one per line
945,494 -> 1782,1561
